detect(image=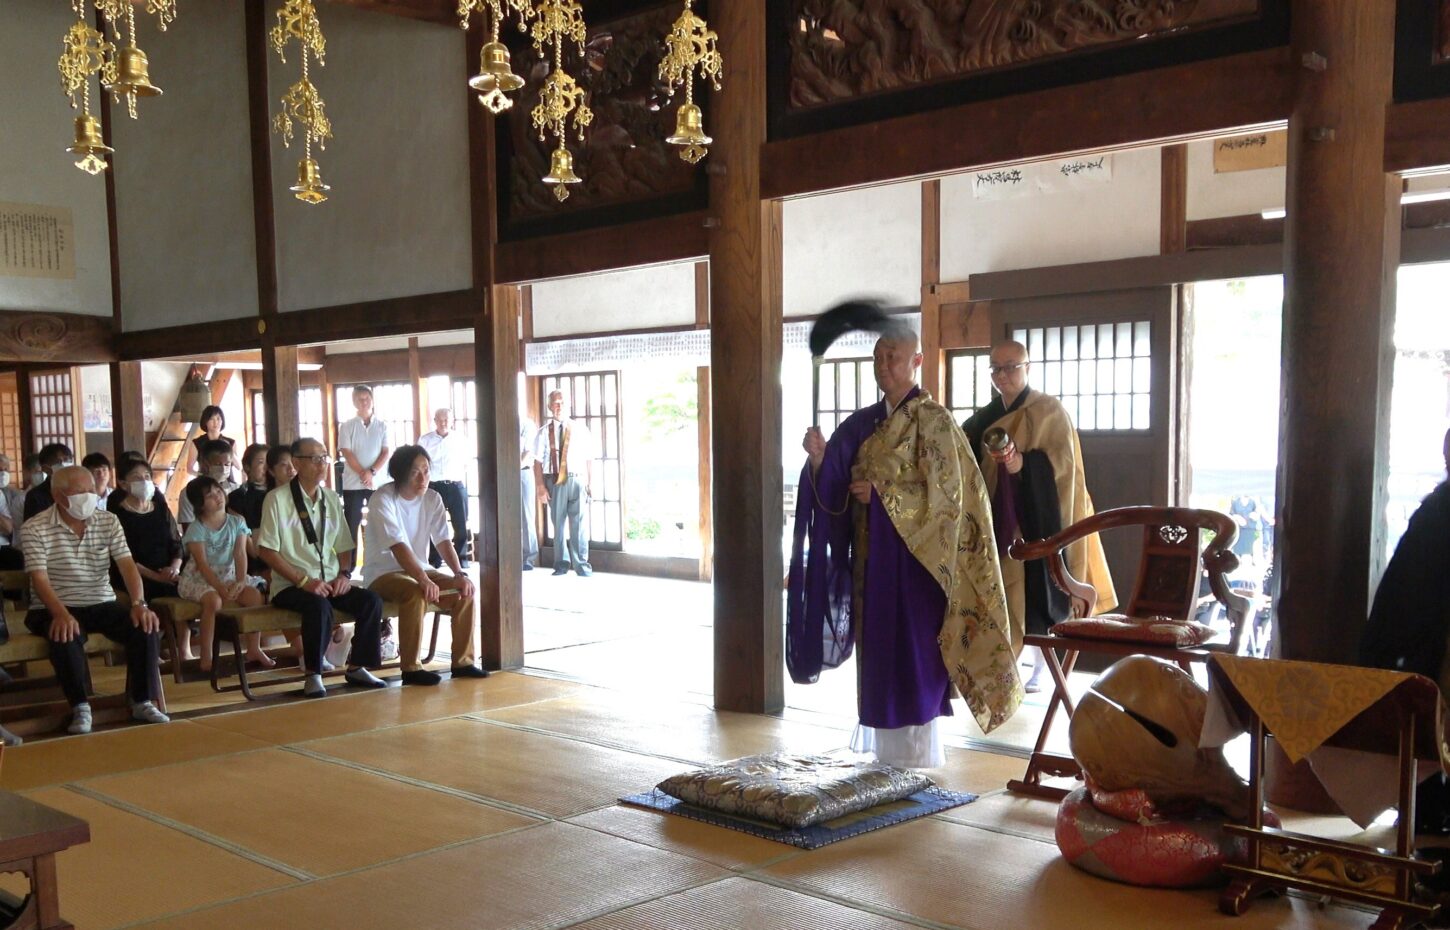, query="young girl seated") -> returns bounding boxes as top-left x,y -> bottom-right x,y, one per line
178,476 -> 274,672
